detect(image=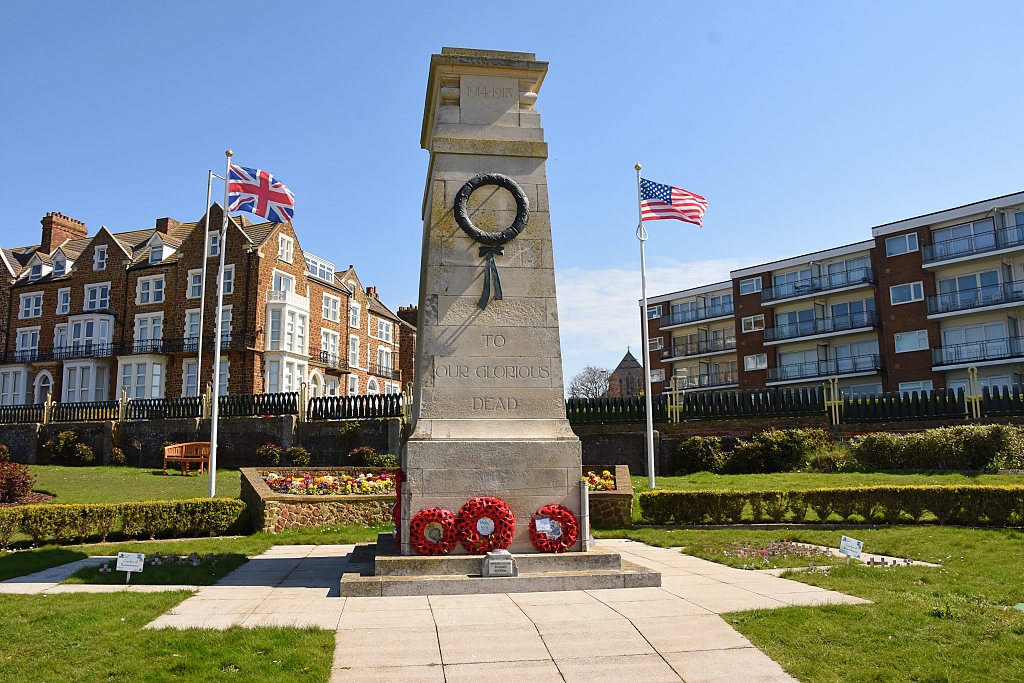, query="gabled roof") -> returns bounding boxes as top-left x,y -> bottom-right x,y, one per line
367,295 -> 401,323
